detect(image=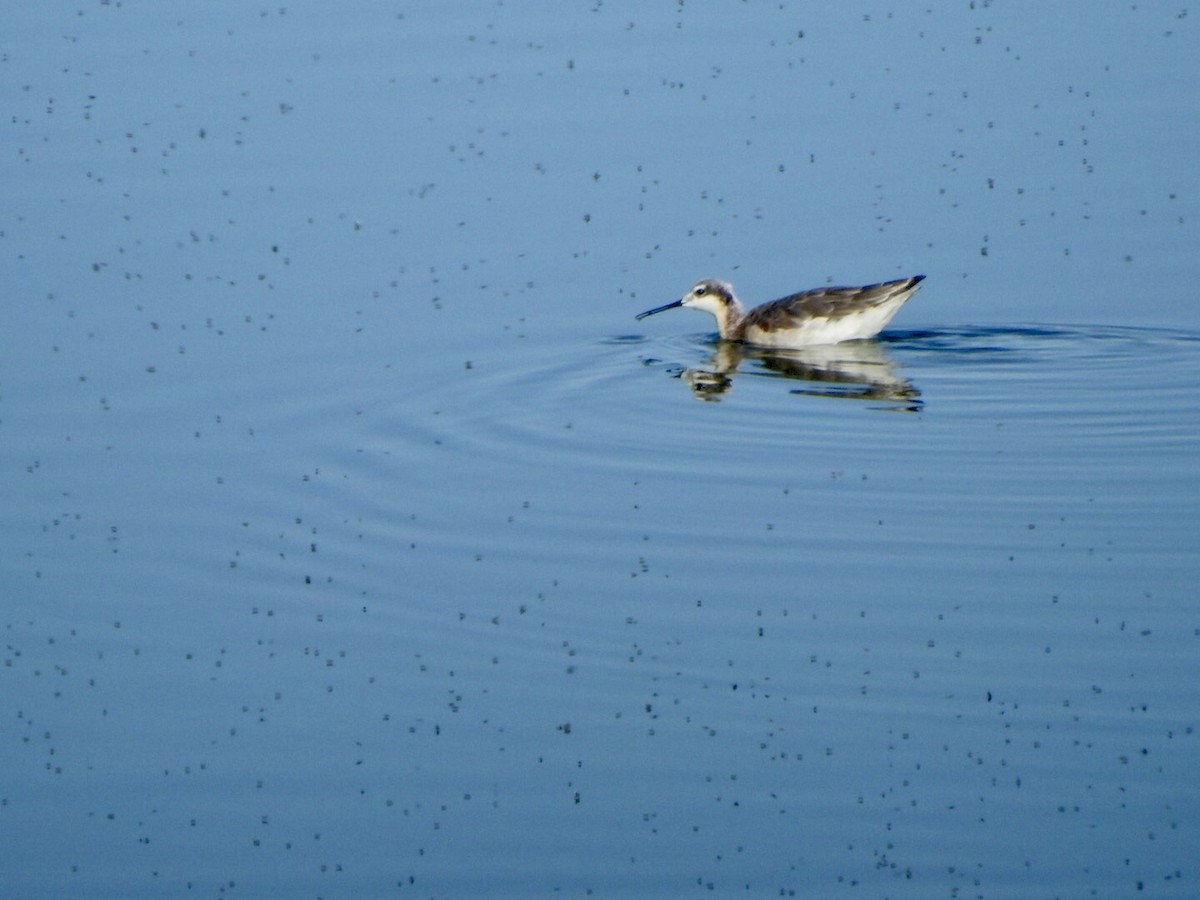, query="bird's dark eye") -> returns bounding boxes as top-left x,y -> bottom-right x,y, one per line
694,285 -> 707,296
